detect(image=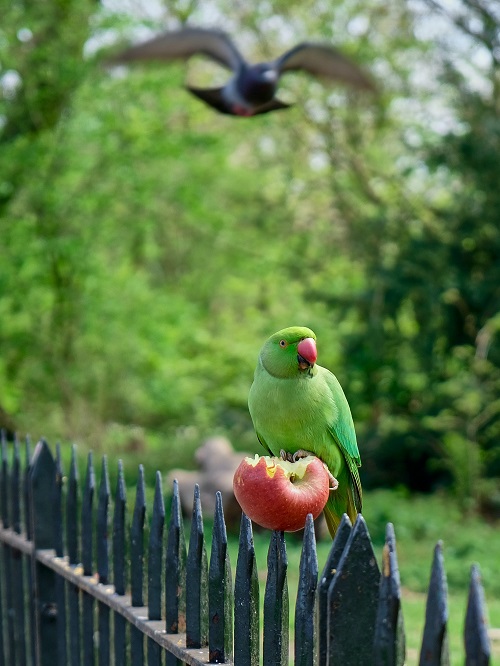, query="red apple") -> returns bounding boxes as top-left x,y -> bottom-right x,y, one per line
233,454 -> 330,532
